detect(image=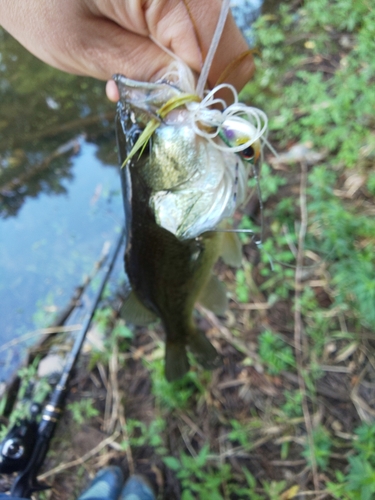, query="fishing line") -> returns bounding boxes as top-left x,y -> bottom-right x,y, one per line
195,0 -> 231,97
214,228 -> 256,233
149,35 -> 185,66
